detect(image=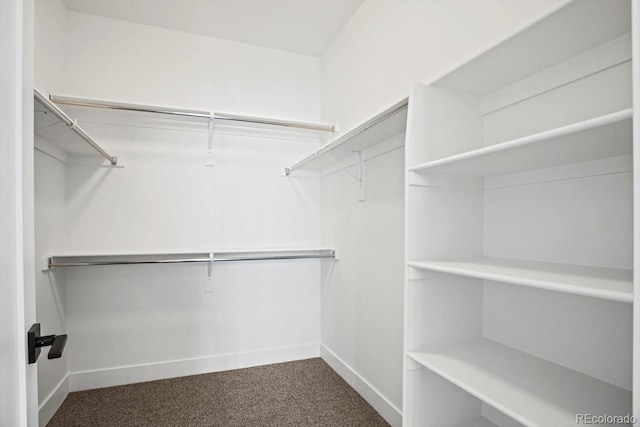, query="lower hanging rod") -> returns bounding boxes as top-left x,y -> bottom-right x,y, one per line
47,250 -> 335,269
